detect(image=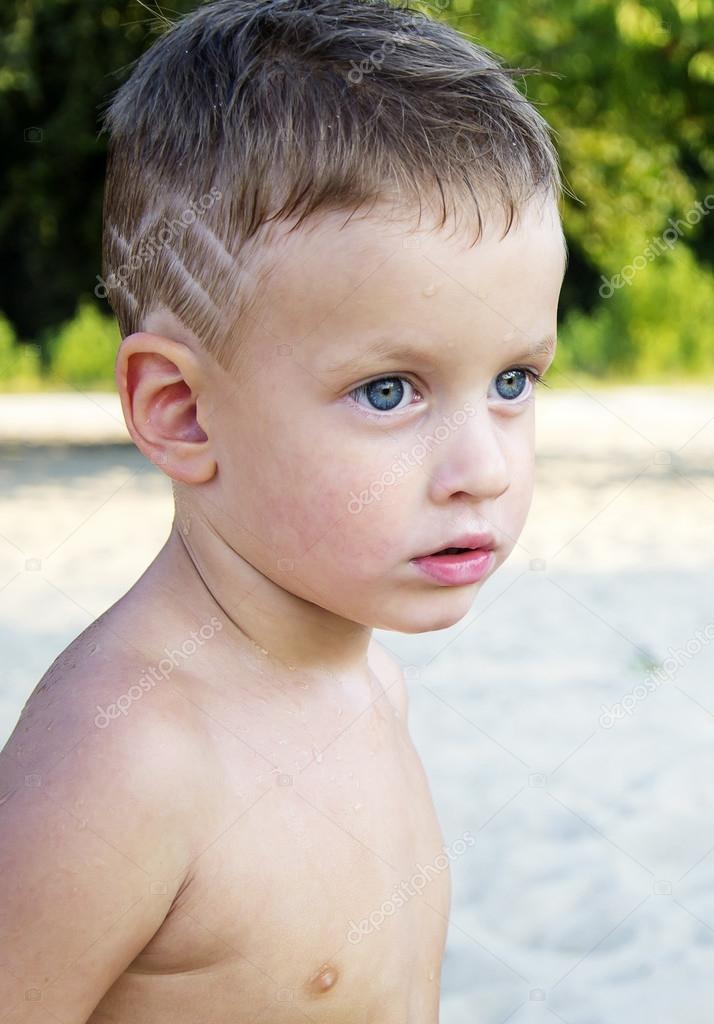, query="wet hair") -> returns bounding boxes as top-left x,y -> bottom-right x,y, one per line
99,0 -> 563,373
